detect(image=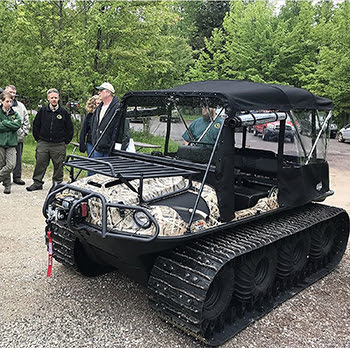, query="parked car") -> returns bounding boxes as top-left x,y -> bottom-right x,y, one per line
253,114 -> 295,142
18,95 -> 30,108
127,107 -> 164,123
159,109 -> 180,123
66,101 -> 80,111
337,124 -> 350,142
